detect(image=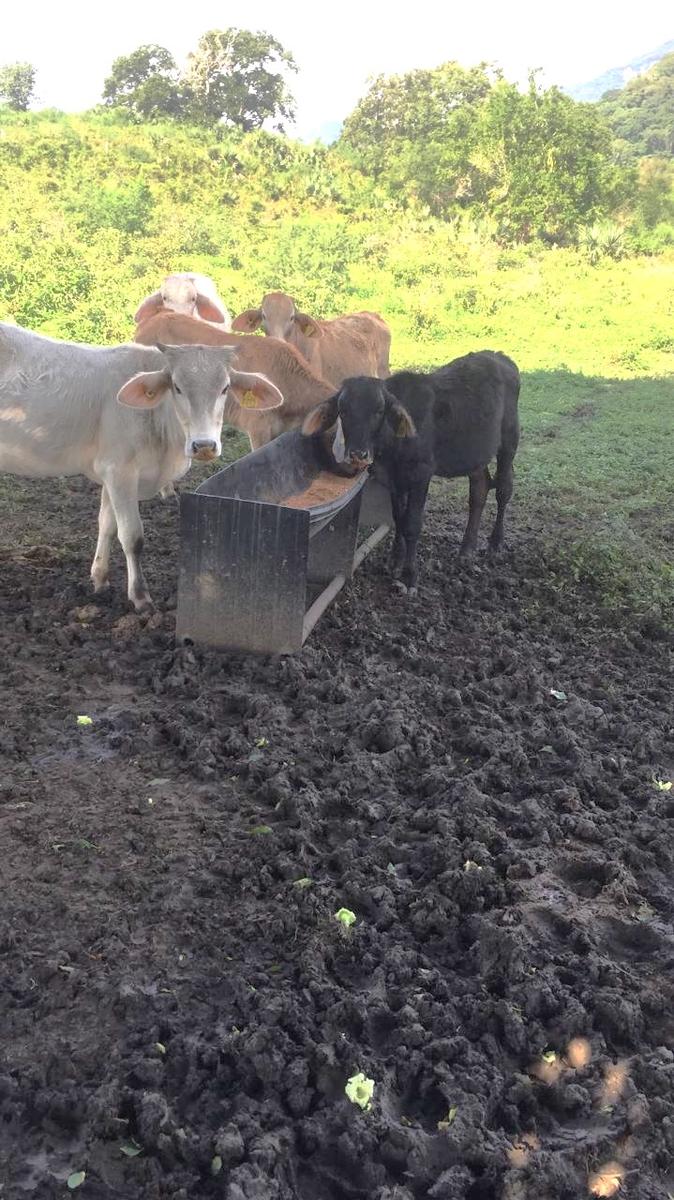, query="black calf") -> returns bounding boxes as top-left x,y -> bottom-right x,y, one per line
303,351 -> 520,593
